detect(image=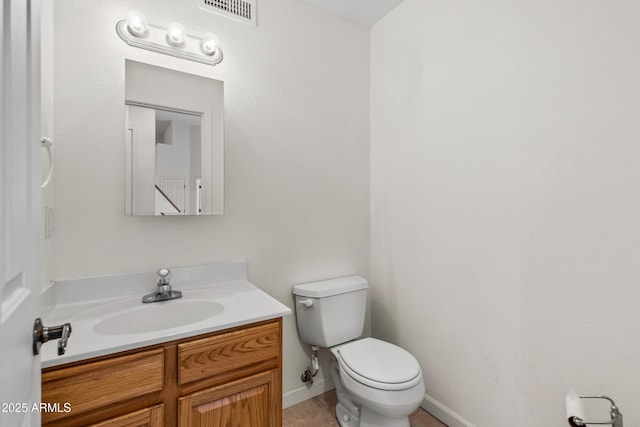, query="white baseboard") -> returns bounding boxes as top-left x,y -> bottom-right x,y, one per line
283,376 -> 335,409
421,393 -> 476,427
